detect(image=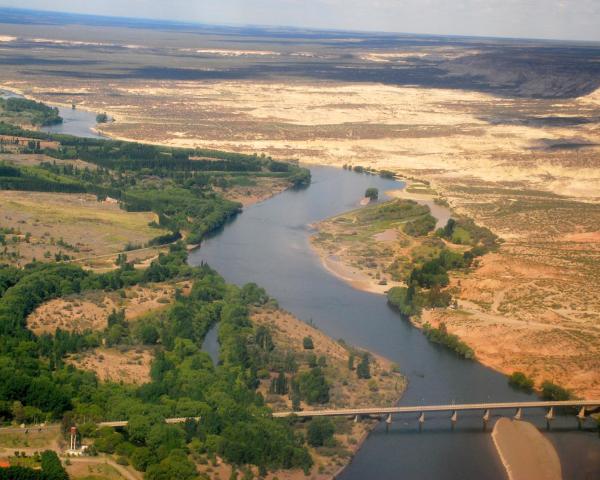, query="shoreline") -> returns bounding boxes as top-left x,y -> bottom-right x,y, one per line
309,181 -> 451,297
491,418 -> 562,480
252,306 -> 406,480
